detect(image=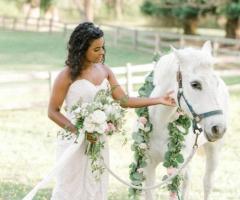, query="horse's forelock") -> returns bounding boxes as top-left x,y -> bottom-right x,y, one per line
153,47 -> 214,86
176,48 -> 214,72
